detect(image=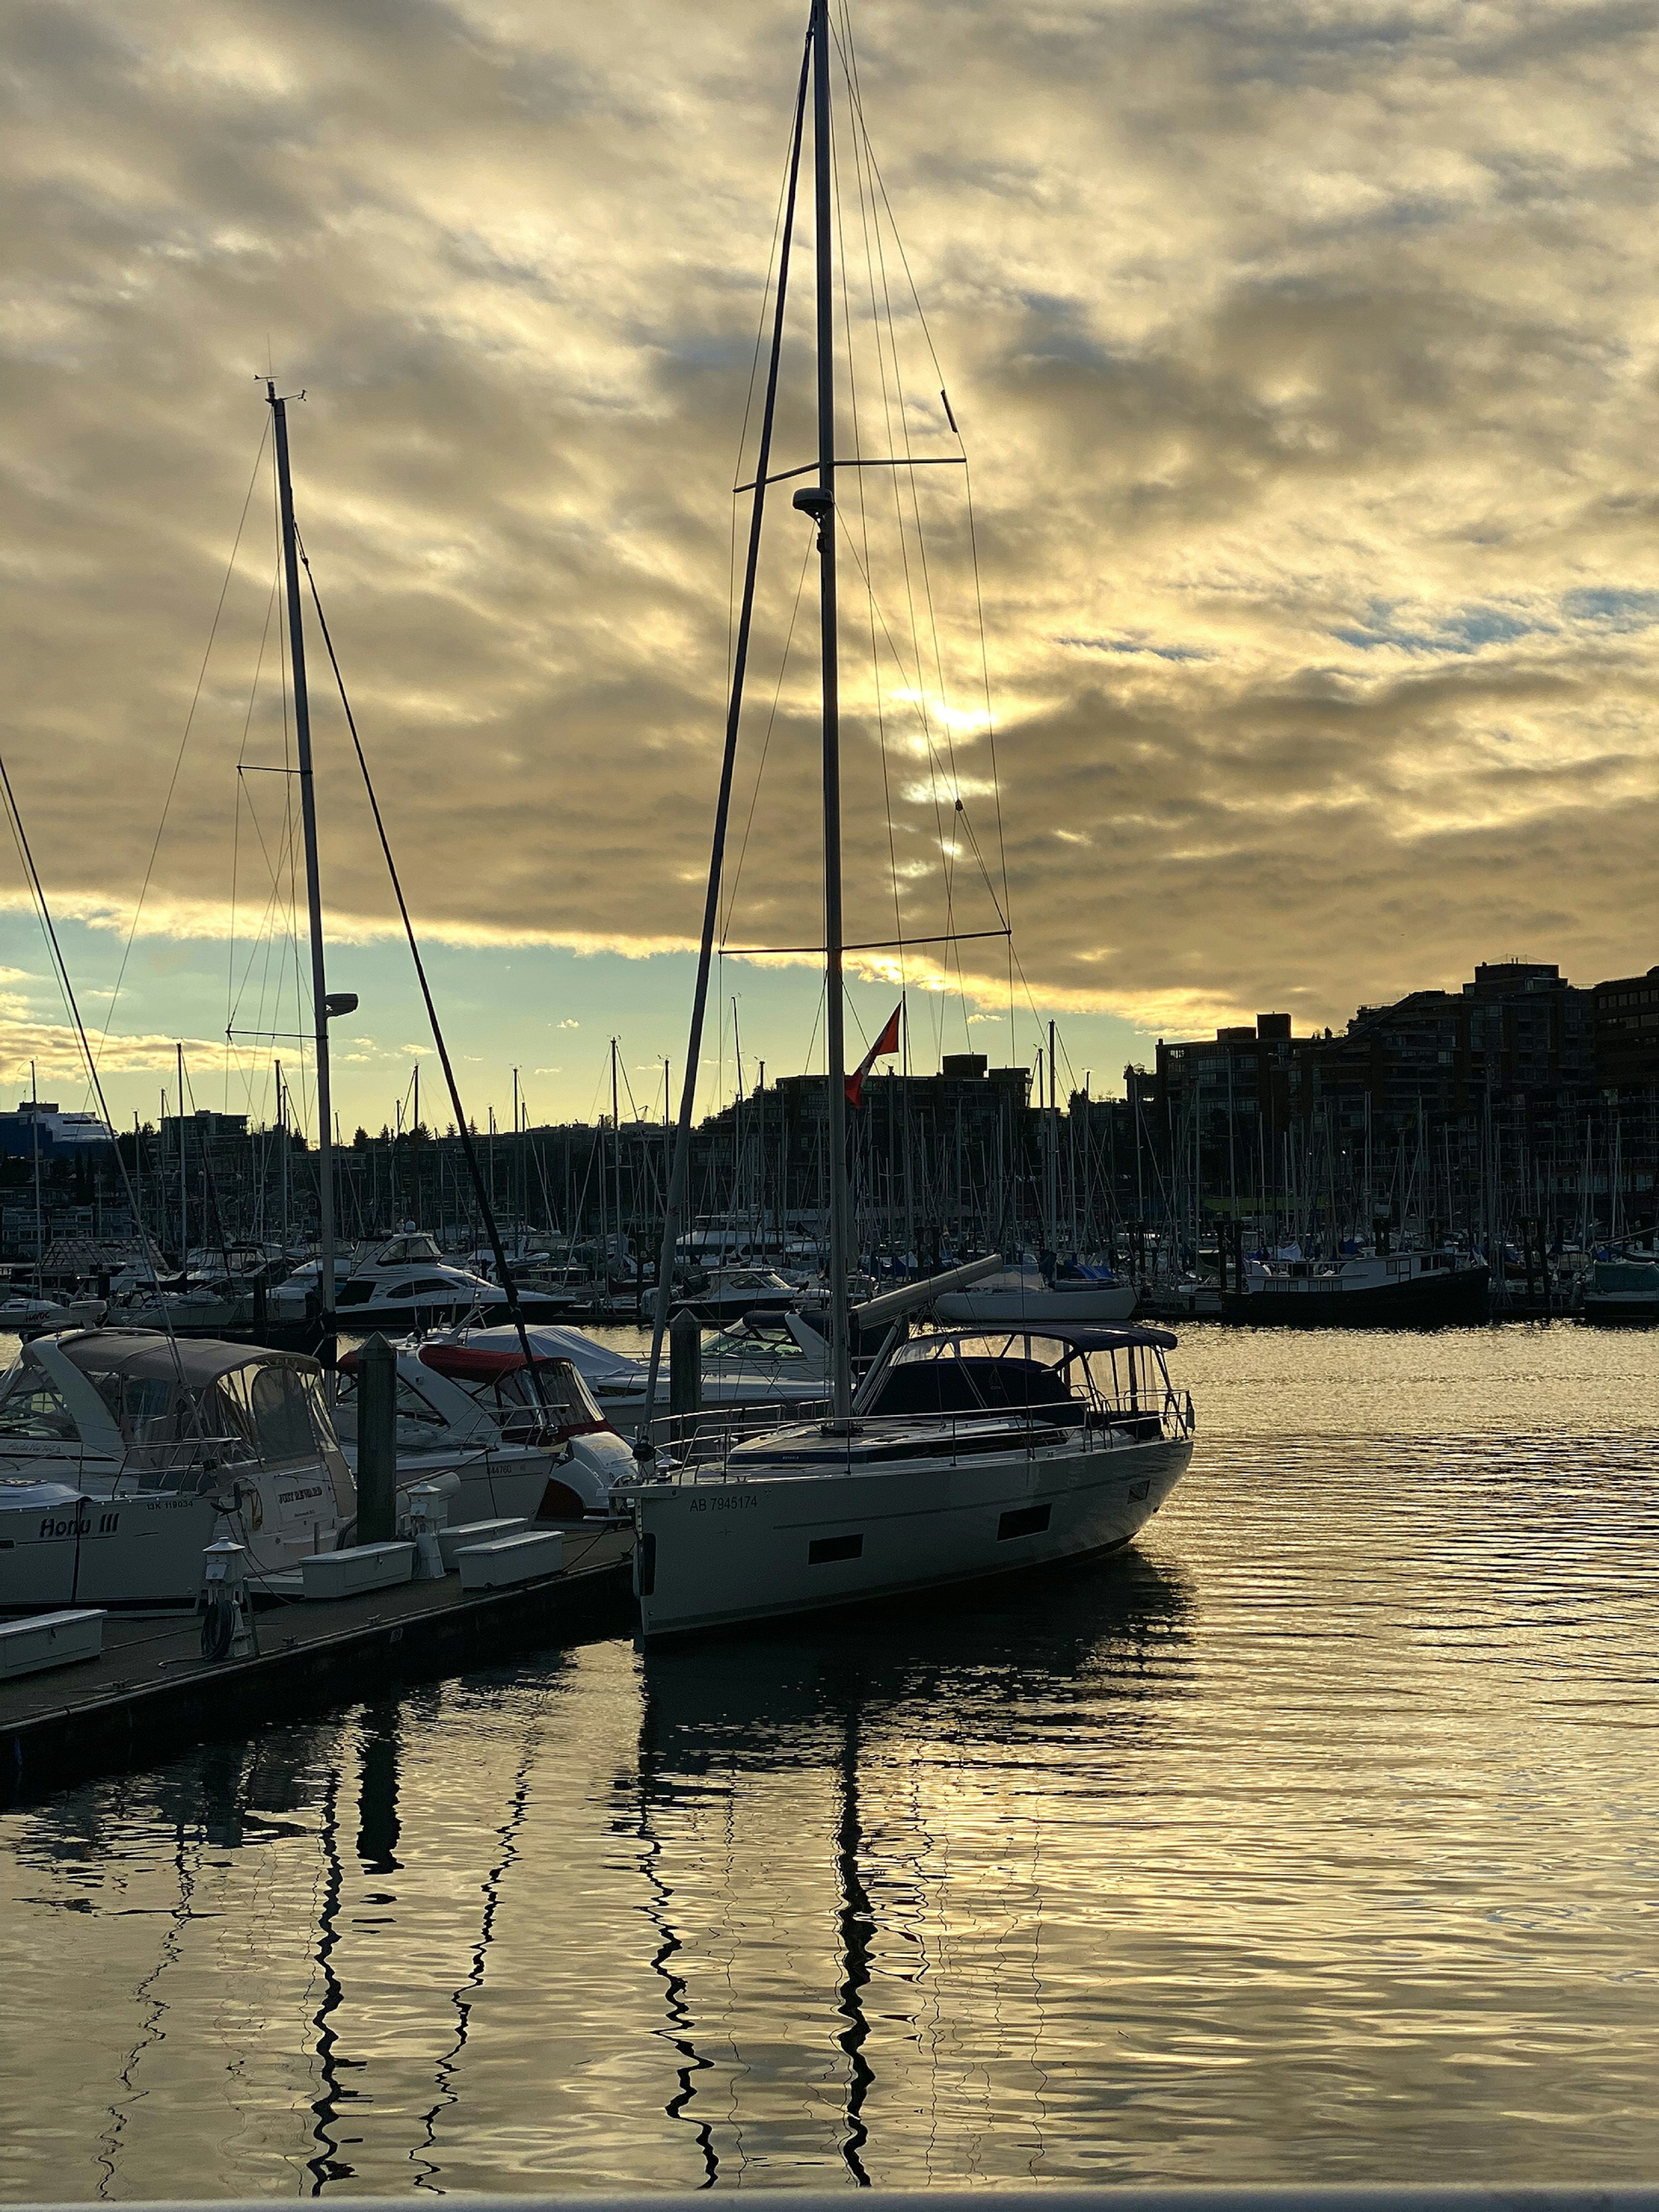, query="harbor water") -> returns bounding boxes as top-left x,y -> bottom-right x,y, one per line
2,1323 -> 1656,2196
